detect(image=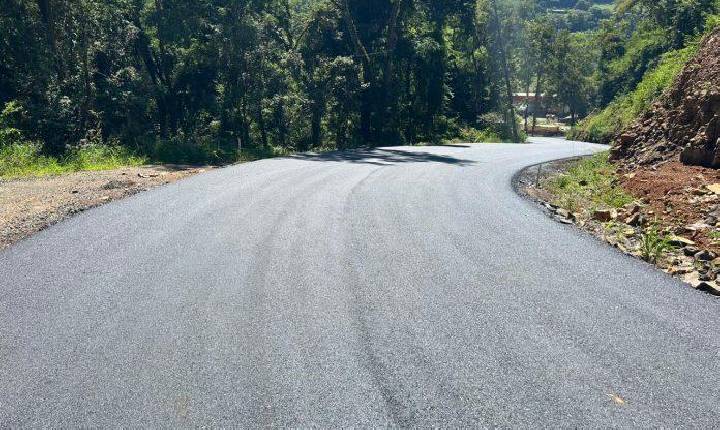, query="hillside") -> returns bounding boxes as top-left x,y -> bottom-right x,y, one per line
610,28 -> 720,168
